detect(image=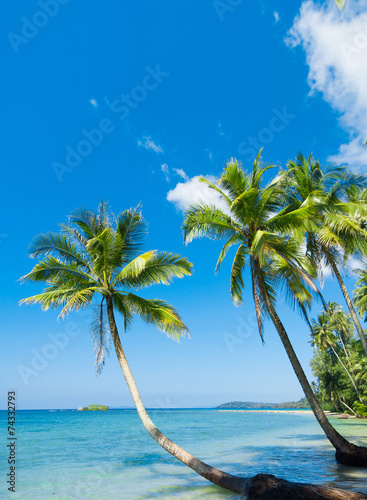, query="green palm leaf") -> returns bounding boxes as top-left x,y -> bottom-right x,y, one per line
21,201 -> 193,373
